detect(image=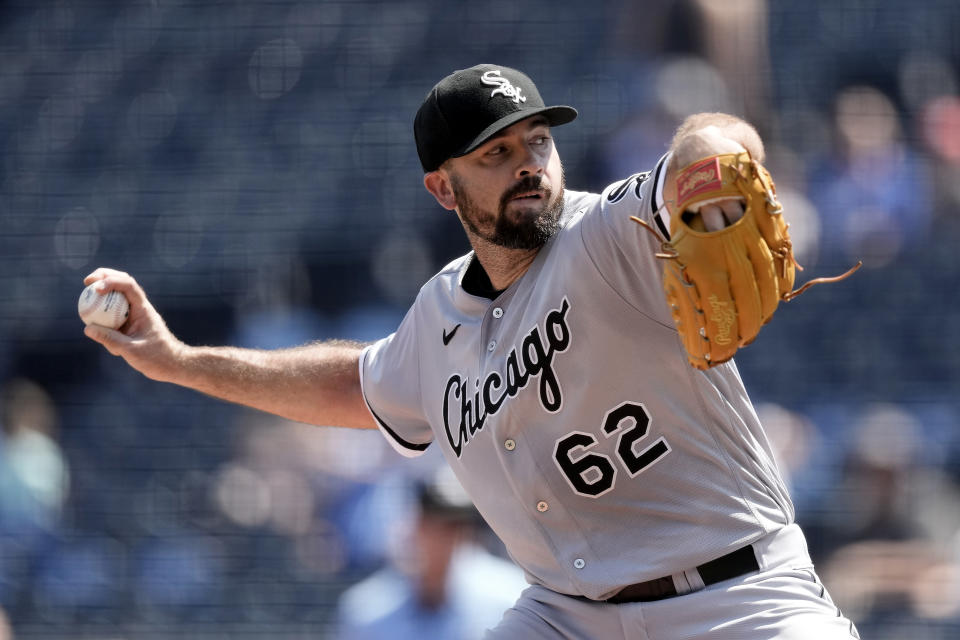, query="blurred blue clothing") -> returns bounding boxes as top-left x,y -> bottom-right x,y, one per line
811,145 -> 932,261
337,544 -> 527,640
0,429 -> 67,535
